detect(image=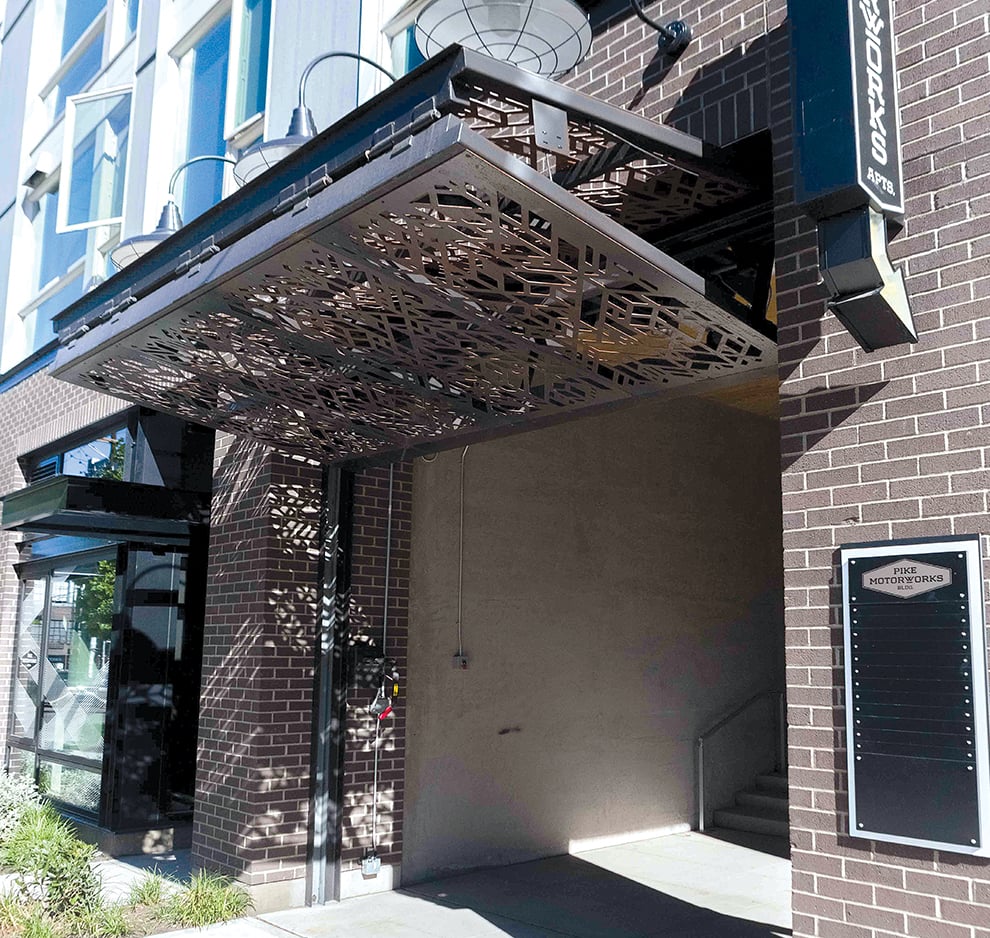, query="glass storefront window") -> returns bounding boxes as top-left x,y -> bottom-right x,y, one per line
38,560 -> 114,762
62,426 -> 129,480
38,759 -> 102,815
7,746 -> 35,780
10,578 -> 46,742
7,553 -> 117,819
